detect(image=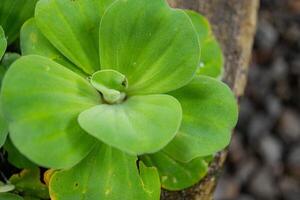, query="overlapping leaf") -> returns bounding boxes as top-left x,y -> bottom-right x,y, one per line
1,55 -> 100,168
100,0 -> 200,94
0,104 -> 7,148
21,19 -> 86,77
186,10 -> 224,78
163,76 -> 238,162
9,168 -> 49,199
0,26 -> 6,59
4,138 -> 36,169
79,94 -> 182,155
50,144 -> 160,200
0,193 -> 23,200
0,0 -> 38,44
35,0 -> 116,74
142,152 -> 209,191
0,26 -> 7,148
